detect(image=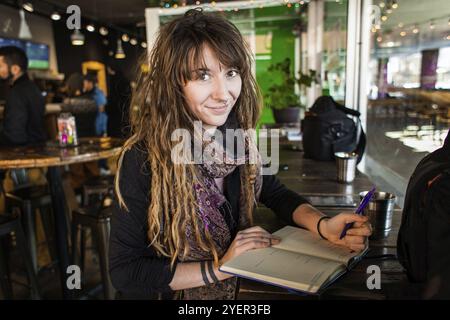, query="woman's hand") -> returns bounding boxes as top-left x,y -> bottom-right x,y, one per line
220,226 -> 280,265
320,213 -> 372,252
